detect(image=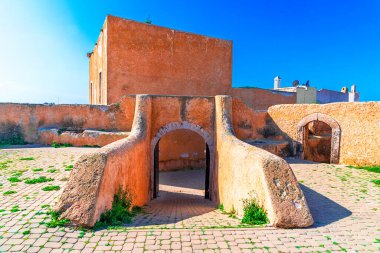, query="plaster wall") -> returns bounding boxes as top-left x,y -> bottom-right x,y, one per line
231,88 -> 296,110
268,102 -> 380,165
89,20 -> 108,105
317,89 -> 359,104
103,16 -> 232,103
0,96 -> 135,145
215,96 -> 313,228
